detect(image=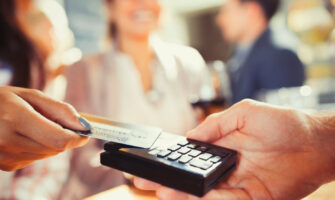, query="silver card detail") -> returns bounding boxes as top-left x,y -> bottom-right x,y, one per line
80,113 -> 162,149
